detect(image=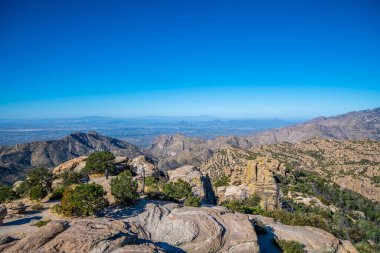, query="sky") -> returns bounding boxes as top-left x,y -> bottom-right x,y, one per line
0,0 -> 379,119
